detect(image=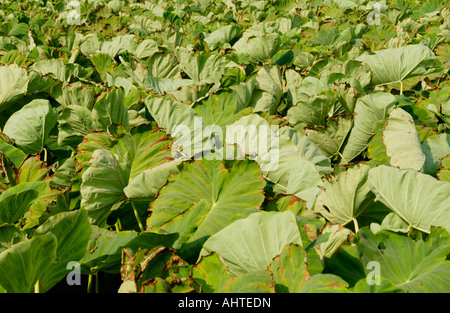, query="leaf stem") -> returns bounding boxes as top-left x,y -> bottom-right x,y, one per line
87,273 -> 99,293
43,147 -> 48,163
353,218 -> 359,234
87,274 -> 93,293
34,280 -> 40,293
131,200 -> 145,232
337,151 -> 349,165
